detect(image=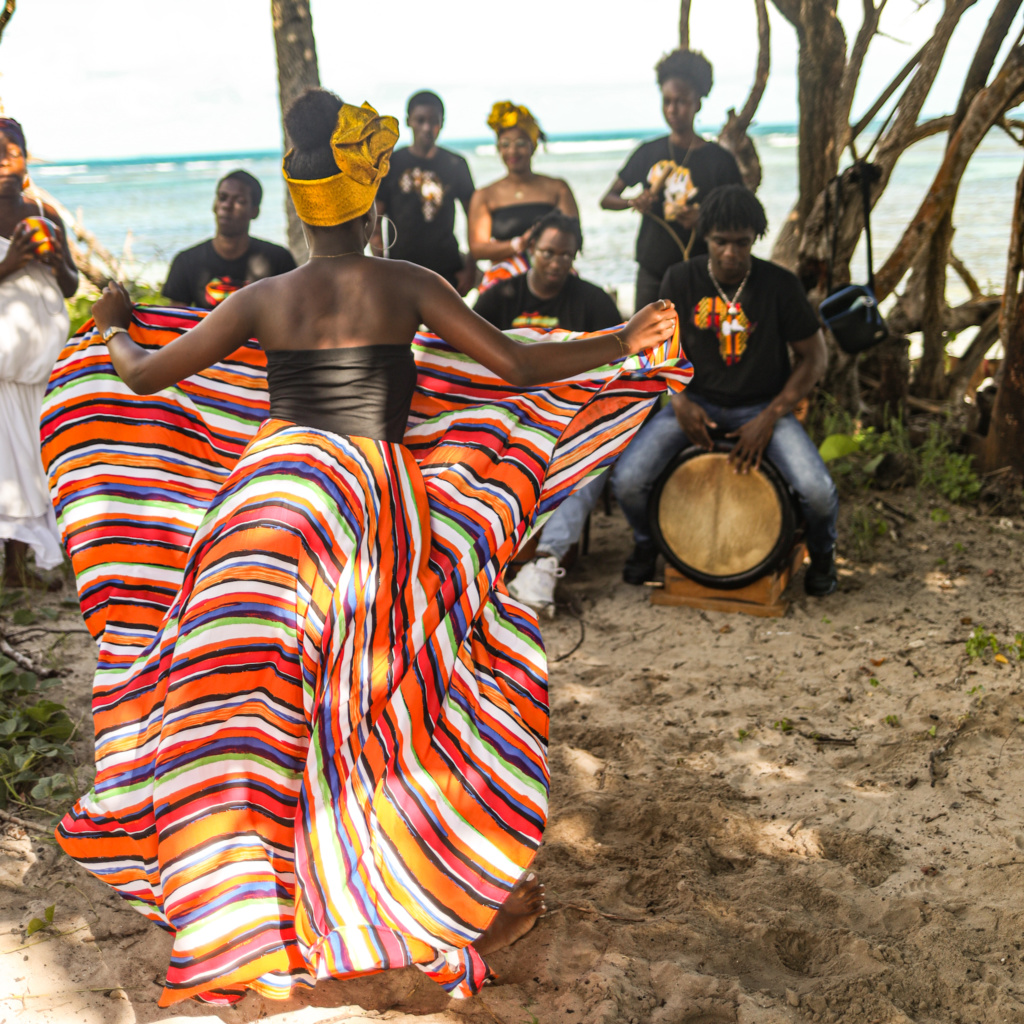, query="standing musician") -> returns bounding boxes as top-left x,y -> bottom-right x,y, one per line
611,185 -> 839,596
601,49 -> 742,310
